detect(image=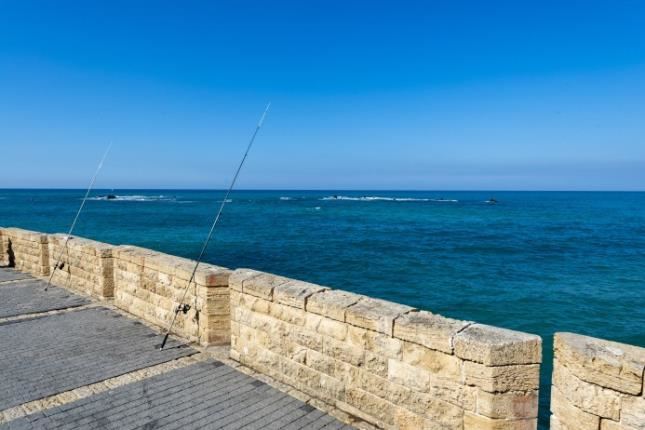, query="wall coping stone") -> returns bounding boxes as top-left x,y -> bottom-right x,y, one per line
454,324 -> 542,366
554,332 -> 645,395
